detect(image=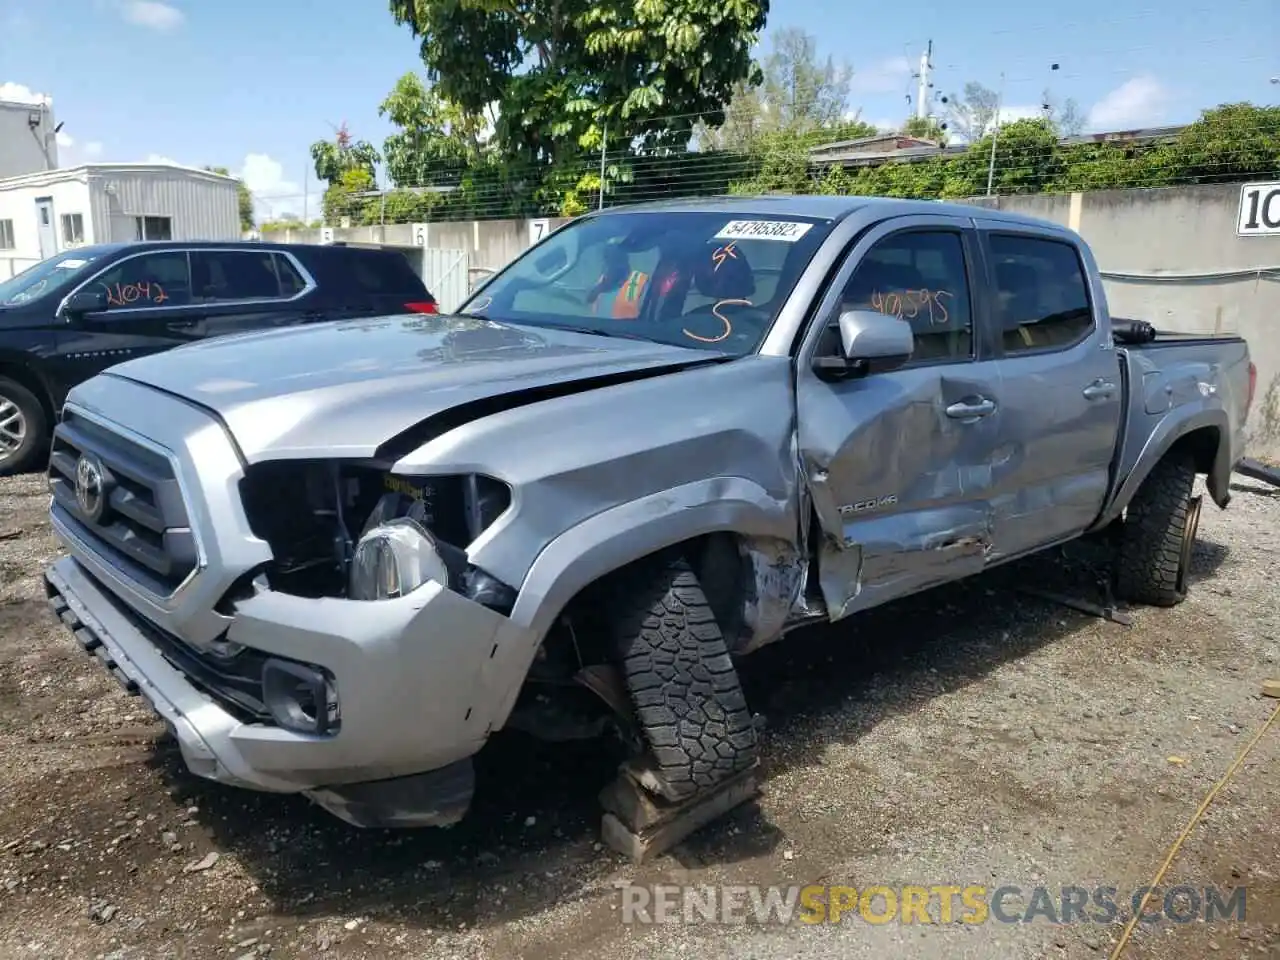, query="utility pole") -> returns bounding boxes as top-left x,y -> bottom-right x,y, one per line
598,120 -> 607,210
986,71 -> 1006,196
916,40 -> 933,121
